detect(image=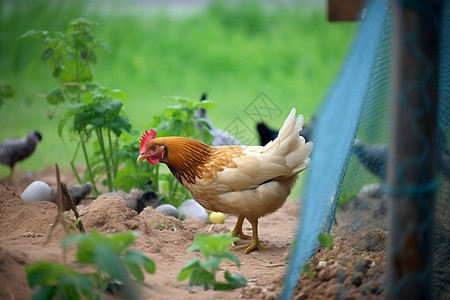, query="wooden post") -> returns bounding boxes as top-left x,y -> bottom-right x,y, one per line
387,1 -> 441,299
